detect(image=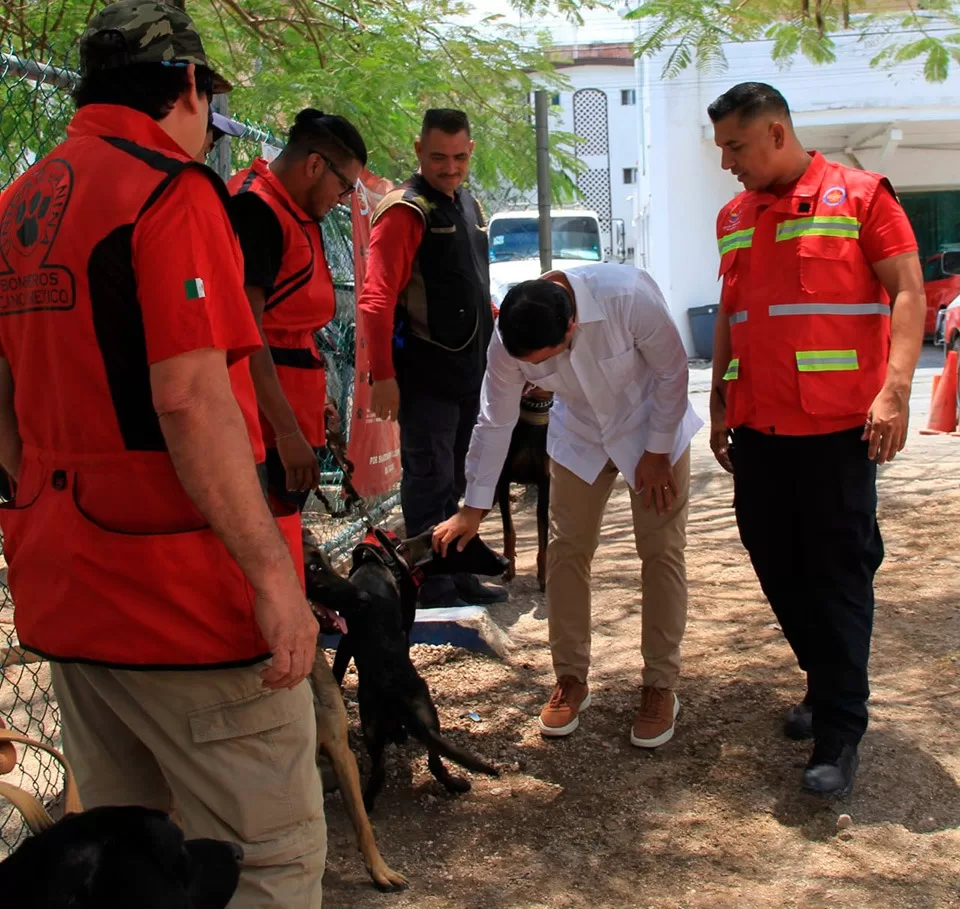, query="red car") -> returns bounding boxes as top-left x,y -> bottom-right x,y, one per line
923,248 -> 960,337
